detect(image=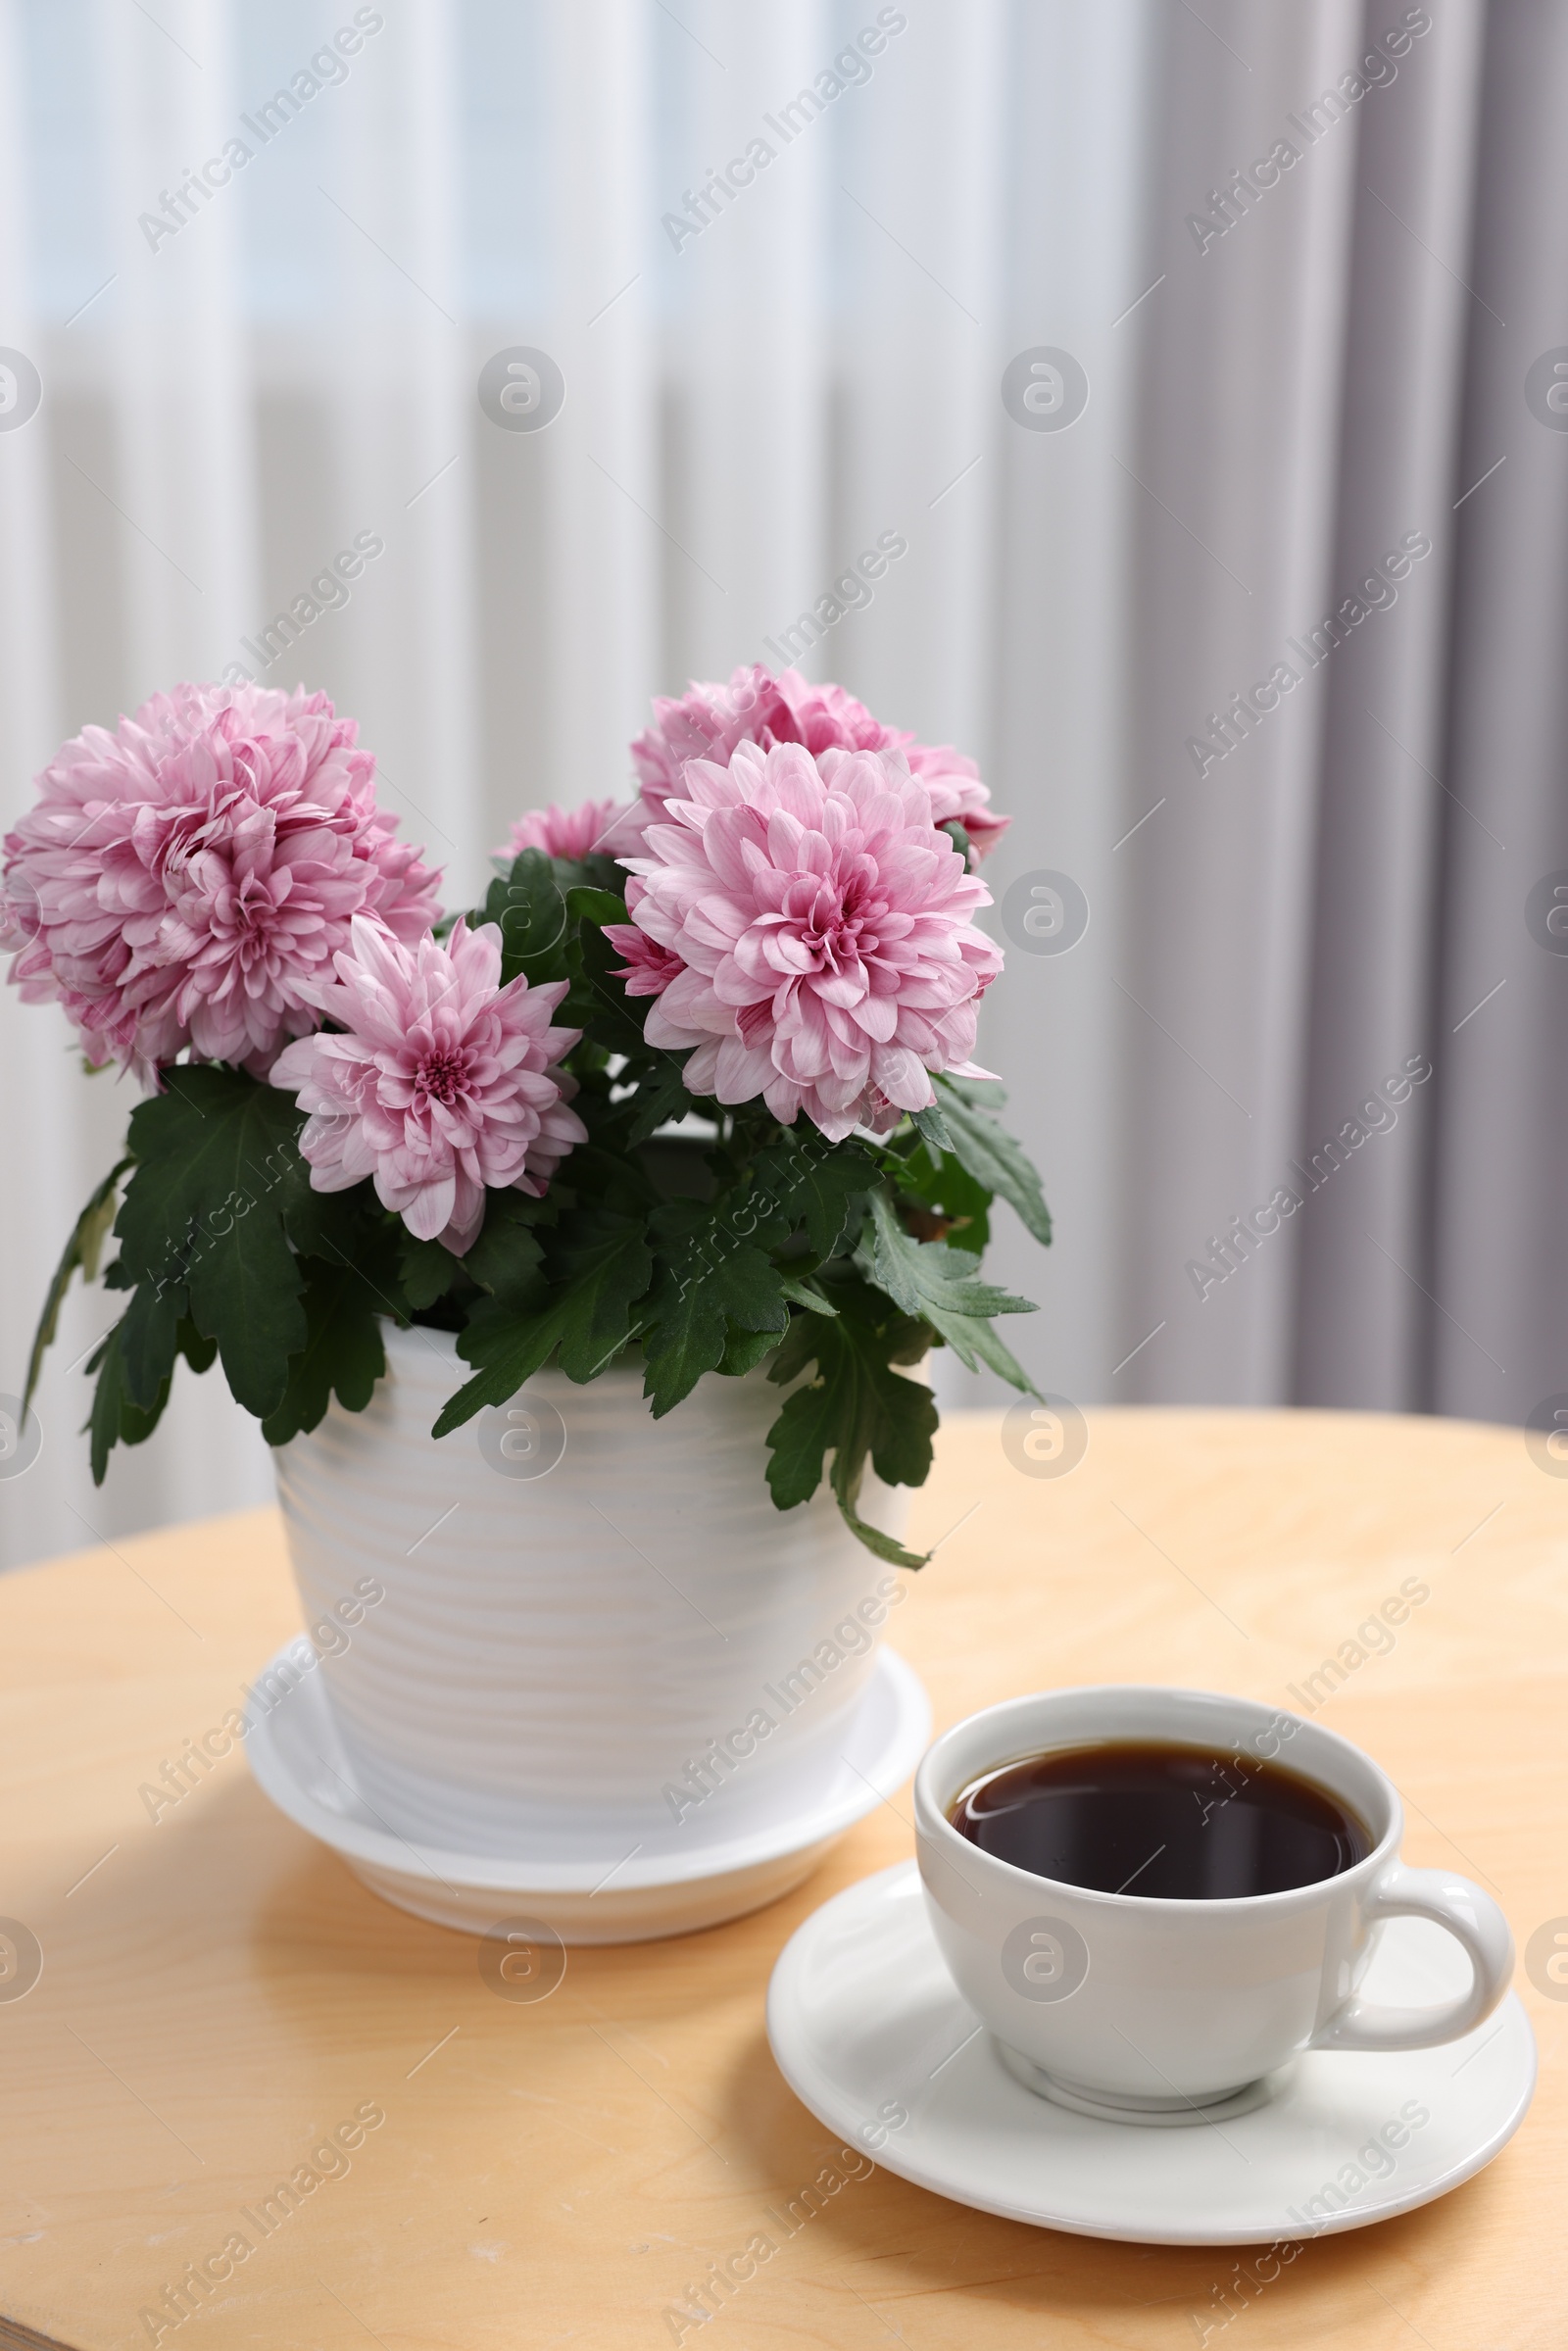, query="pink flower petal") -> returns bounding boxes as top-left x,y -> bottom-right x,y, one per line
622,731 -> 1003,1140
